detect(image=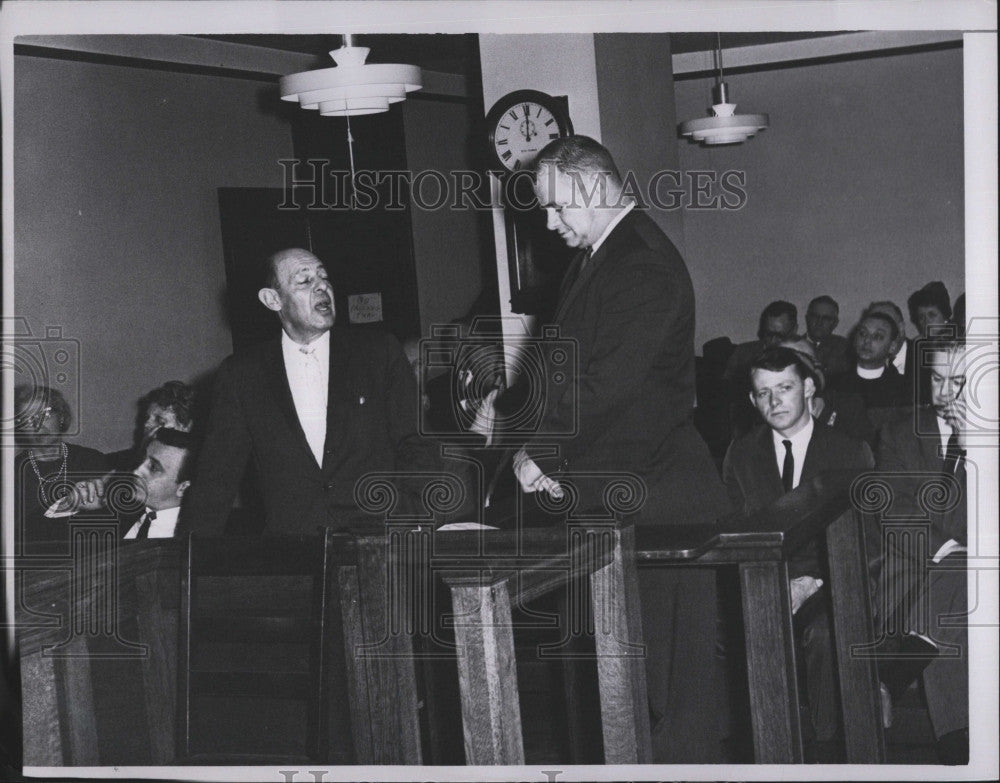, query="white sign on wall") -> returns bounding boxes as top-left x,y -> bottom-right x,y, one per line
347,292 -> 383,324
